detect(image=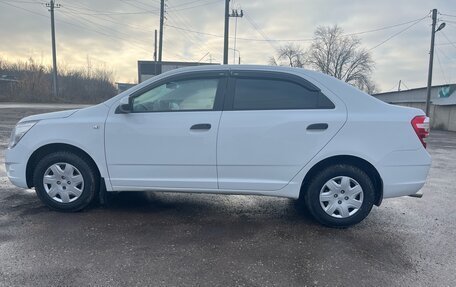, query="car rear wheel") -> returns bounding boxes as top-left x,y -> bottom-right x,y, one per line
33,151 -> 99,212
304,164 -> 375,228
